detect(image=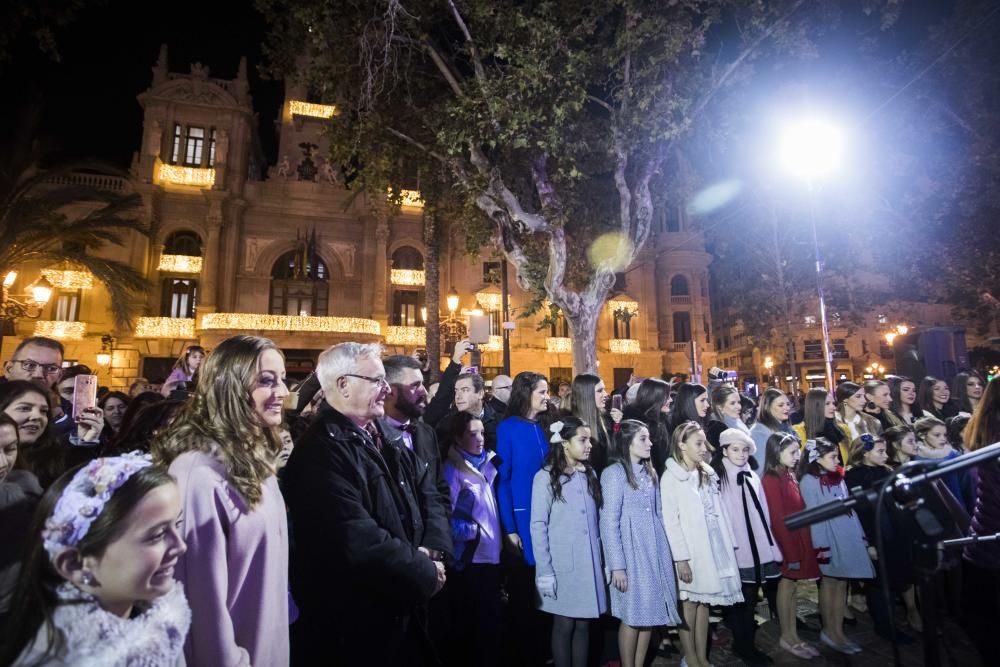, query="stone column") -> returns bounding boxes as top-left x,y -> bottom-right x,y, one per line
198,191 -> 228,319
373,218 -> 390,322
